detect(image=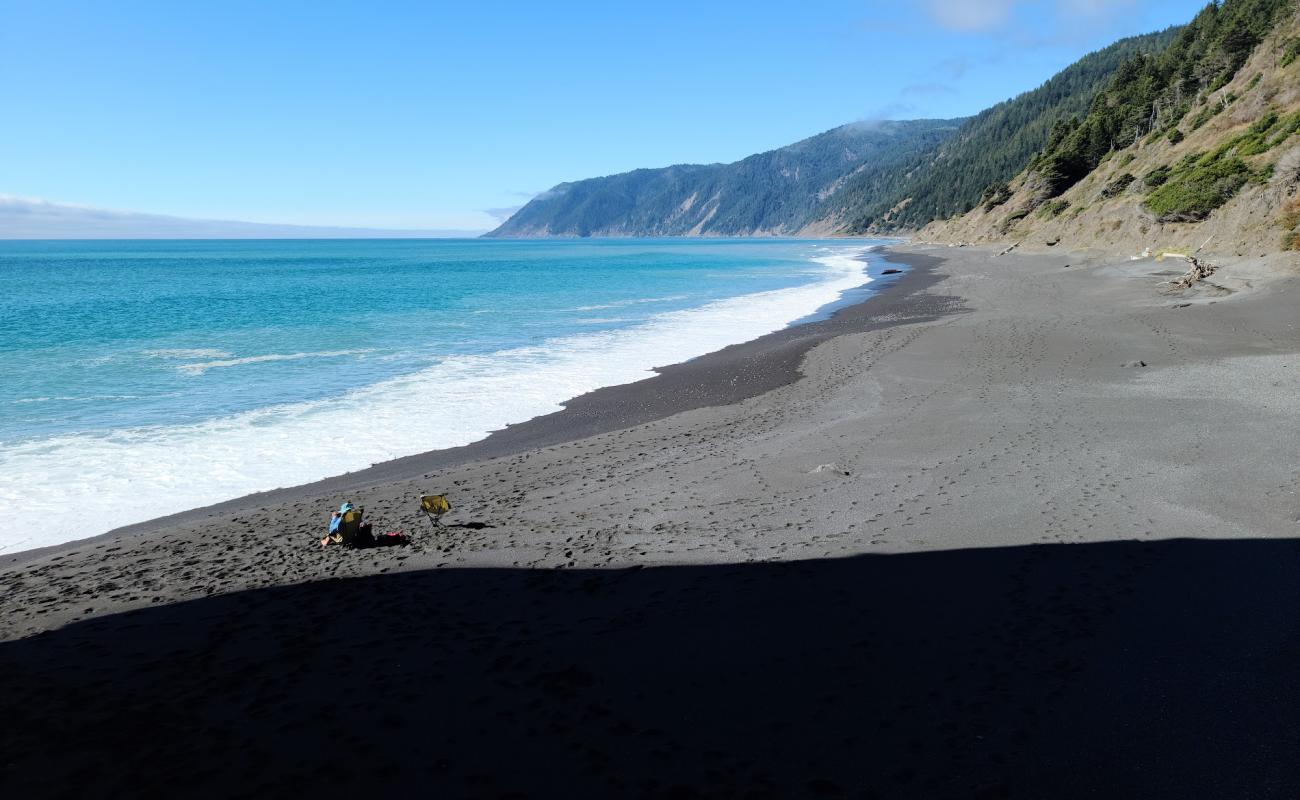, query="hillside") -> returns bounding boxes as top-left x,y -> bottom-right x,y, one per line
487,29 -> 1174,240
826,28 -> 1180,233
922,0 -> 1300,258
485,120 -> 962,238
489,0 -> 1300,253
